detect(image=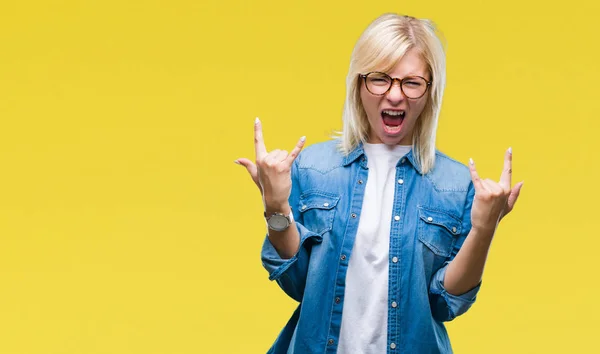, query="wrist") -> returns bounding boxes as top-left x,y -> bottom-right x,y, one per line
263,195 -> 291,214
470,224 -> 497,239
264,204 -> 294,233
264,203 -> 292,215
